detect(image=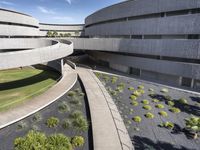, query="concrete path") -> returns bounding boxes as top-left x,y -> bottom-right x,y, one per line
0,64 -> 77,129
77,67 -> 133,150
